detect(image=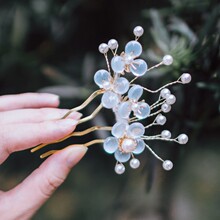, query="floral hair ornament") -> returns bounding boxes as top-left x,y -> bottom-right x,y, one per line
31,26 -> 191,175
